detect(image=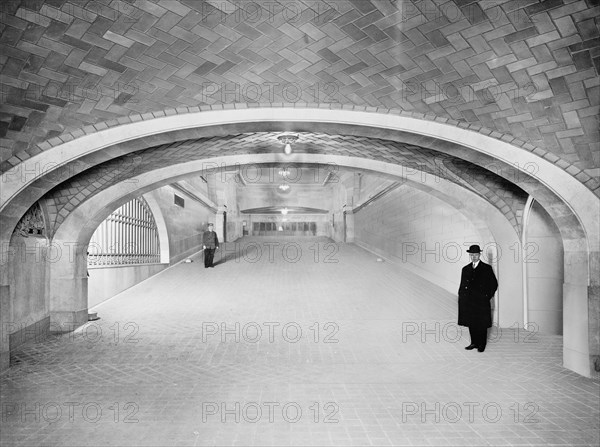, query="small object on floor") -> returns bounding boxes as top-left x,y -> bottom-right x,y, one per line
376,258 -> 384,262
185,259 -> 193,263
88,312 -> 99,321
